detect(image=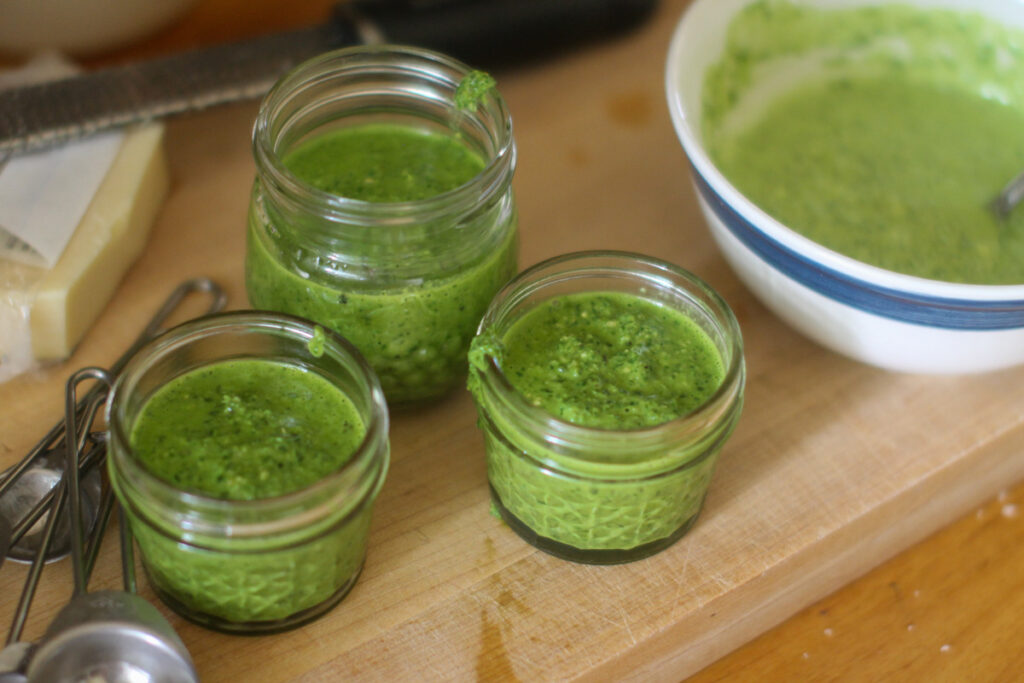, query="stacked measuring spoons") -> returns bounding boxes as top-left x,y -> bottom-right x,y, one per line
24,368 -> 196,683
0,278 -> 225,567
0,278 -> 226,681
